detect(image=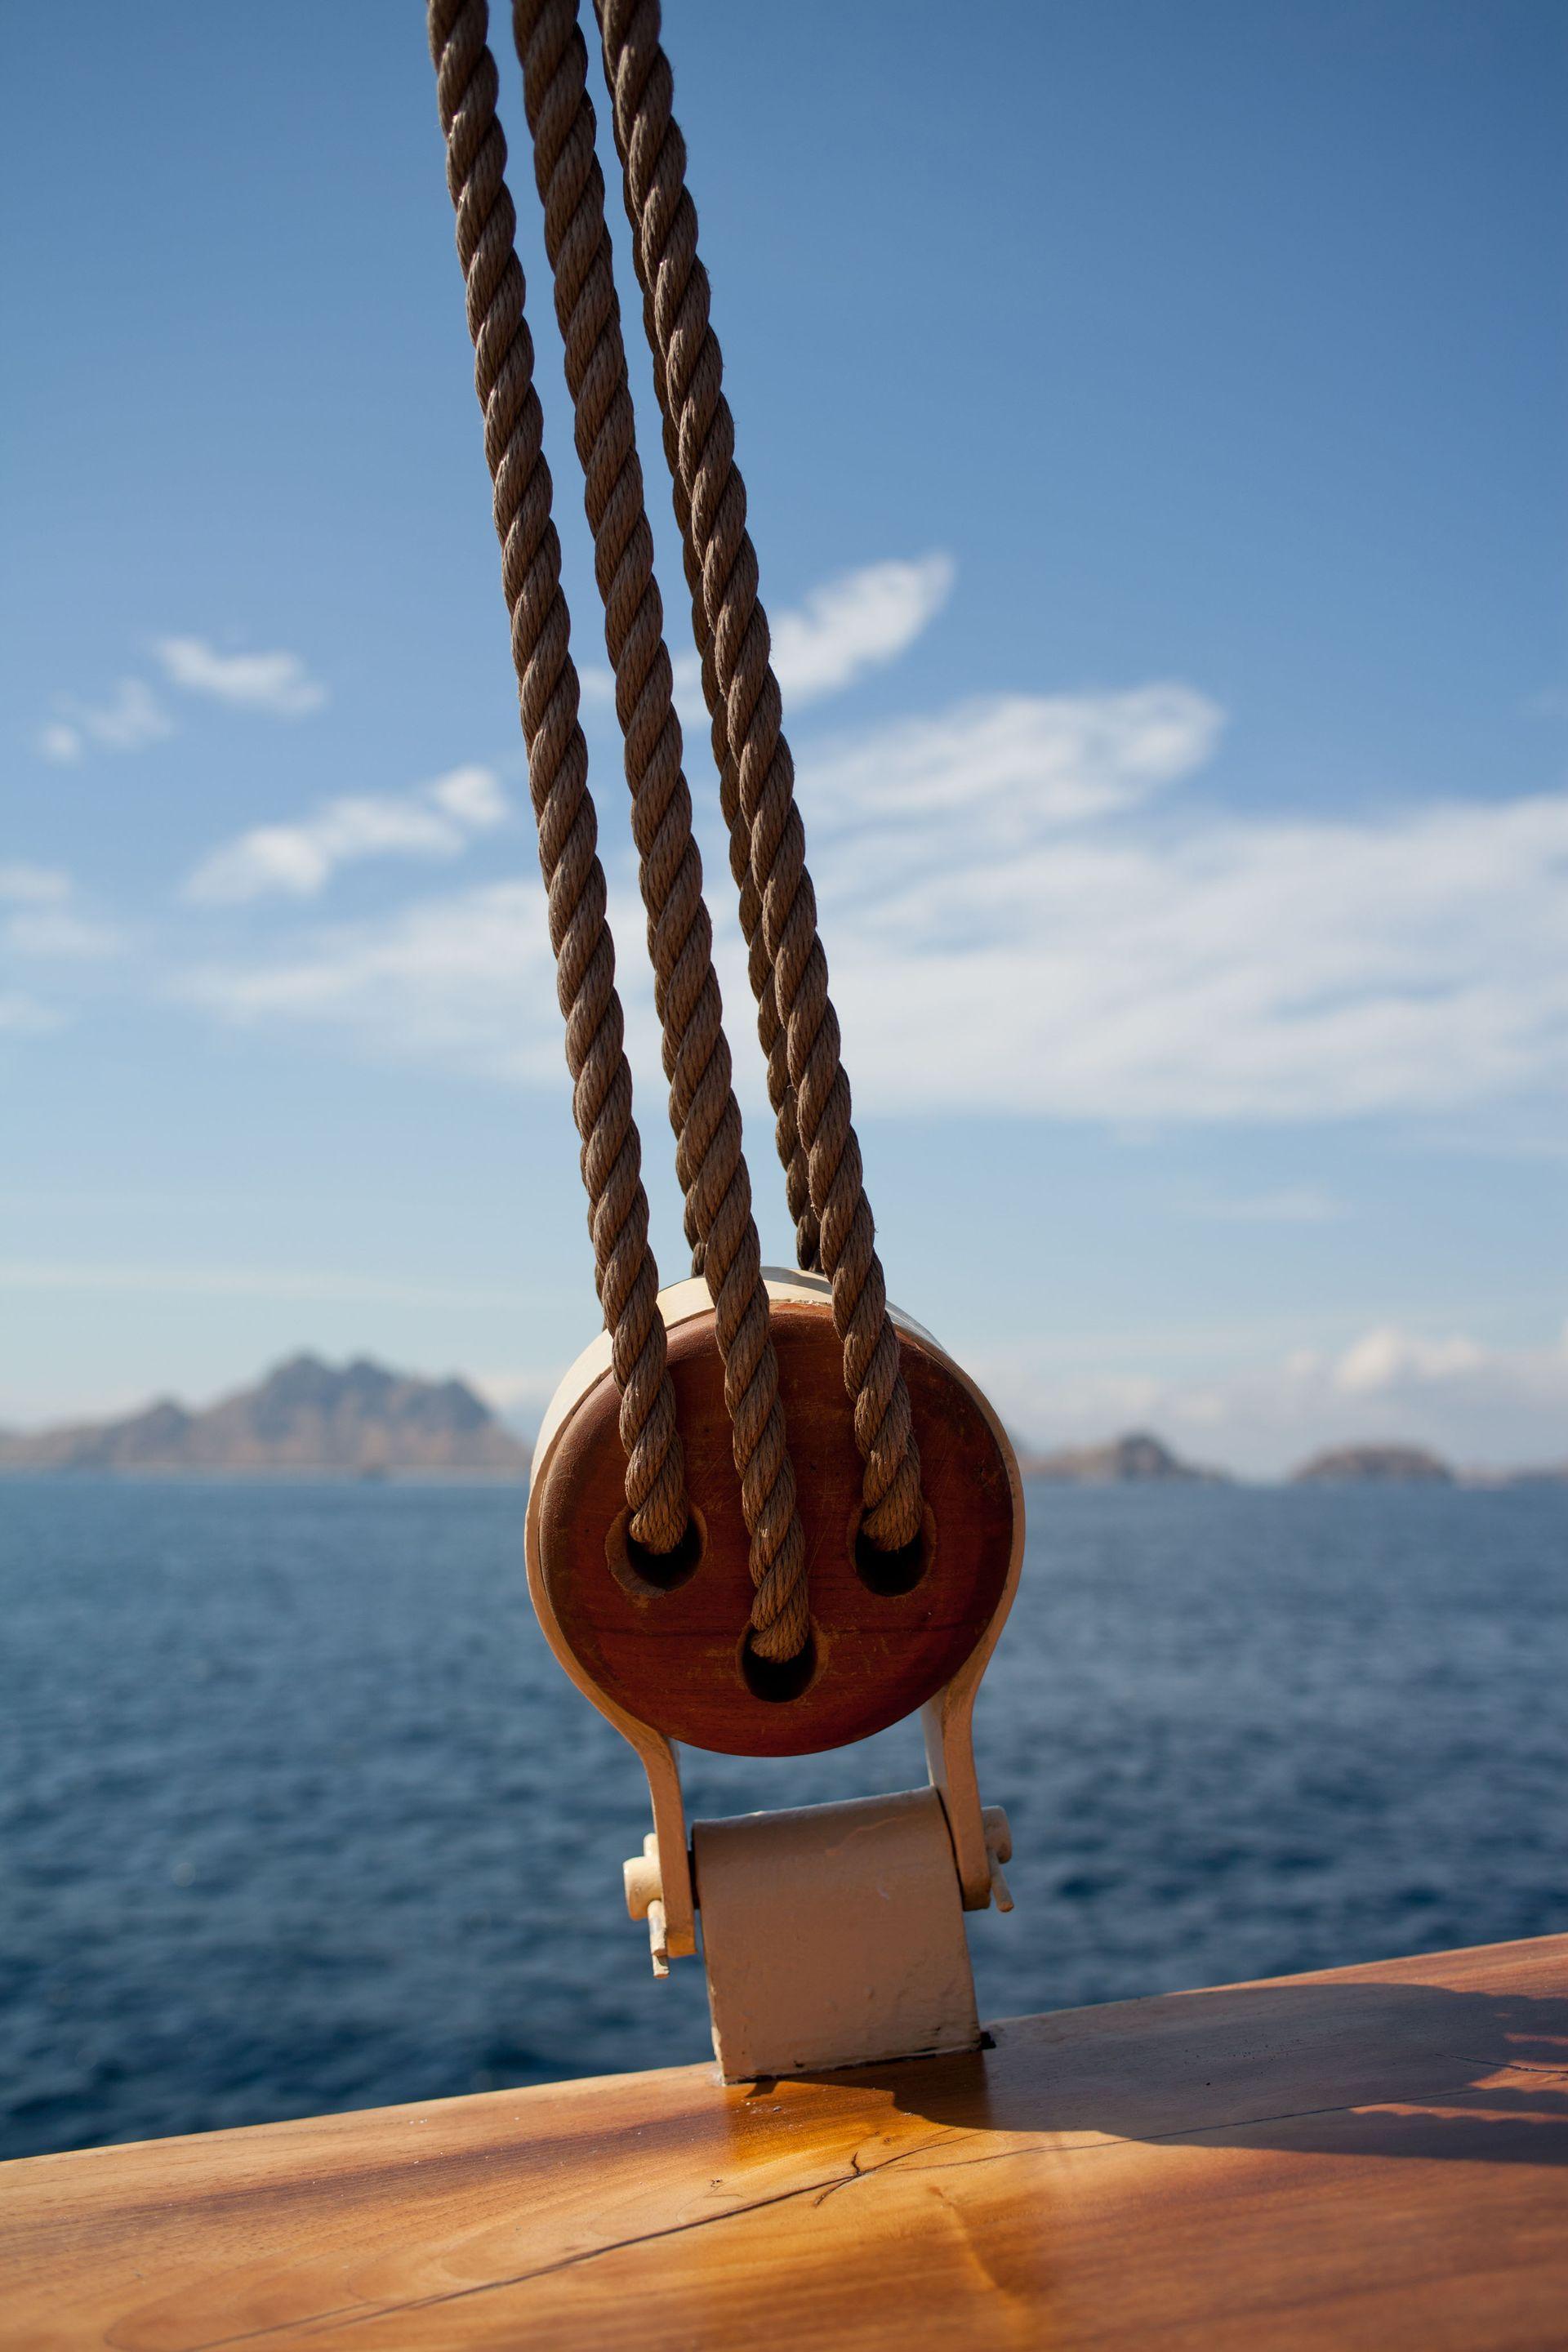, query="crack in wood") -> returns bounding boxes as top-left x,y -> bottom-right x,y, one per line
176,2074 -> 1511,2350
